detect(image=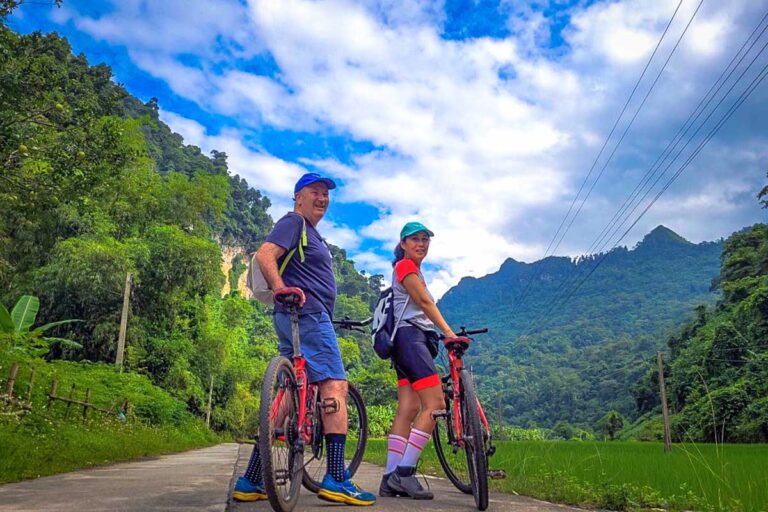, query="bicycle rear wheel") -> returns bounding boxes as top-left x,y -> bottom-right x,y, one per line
433,392 -> 472,494
301,383 -> 368,492
459,370 -> 488,510
259,356 -> 303,512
